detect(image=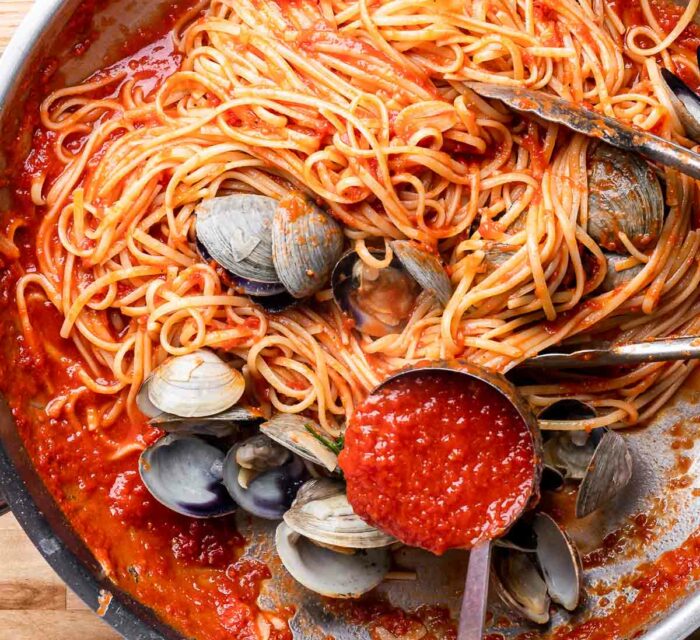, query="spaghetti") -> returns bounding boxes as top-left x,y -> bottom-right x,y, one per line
8,0 -> 700,448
